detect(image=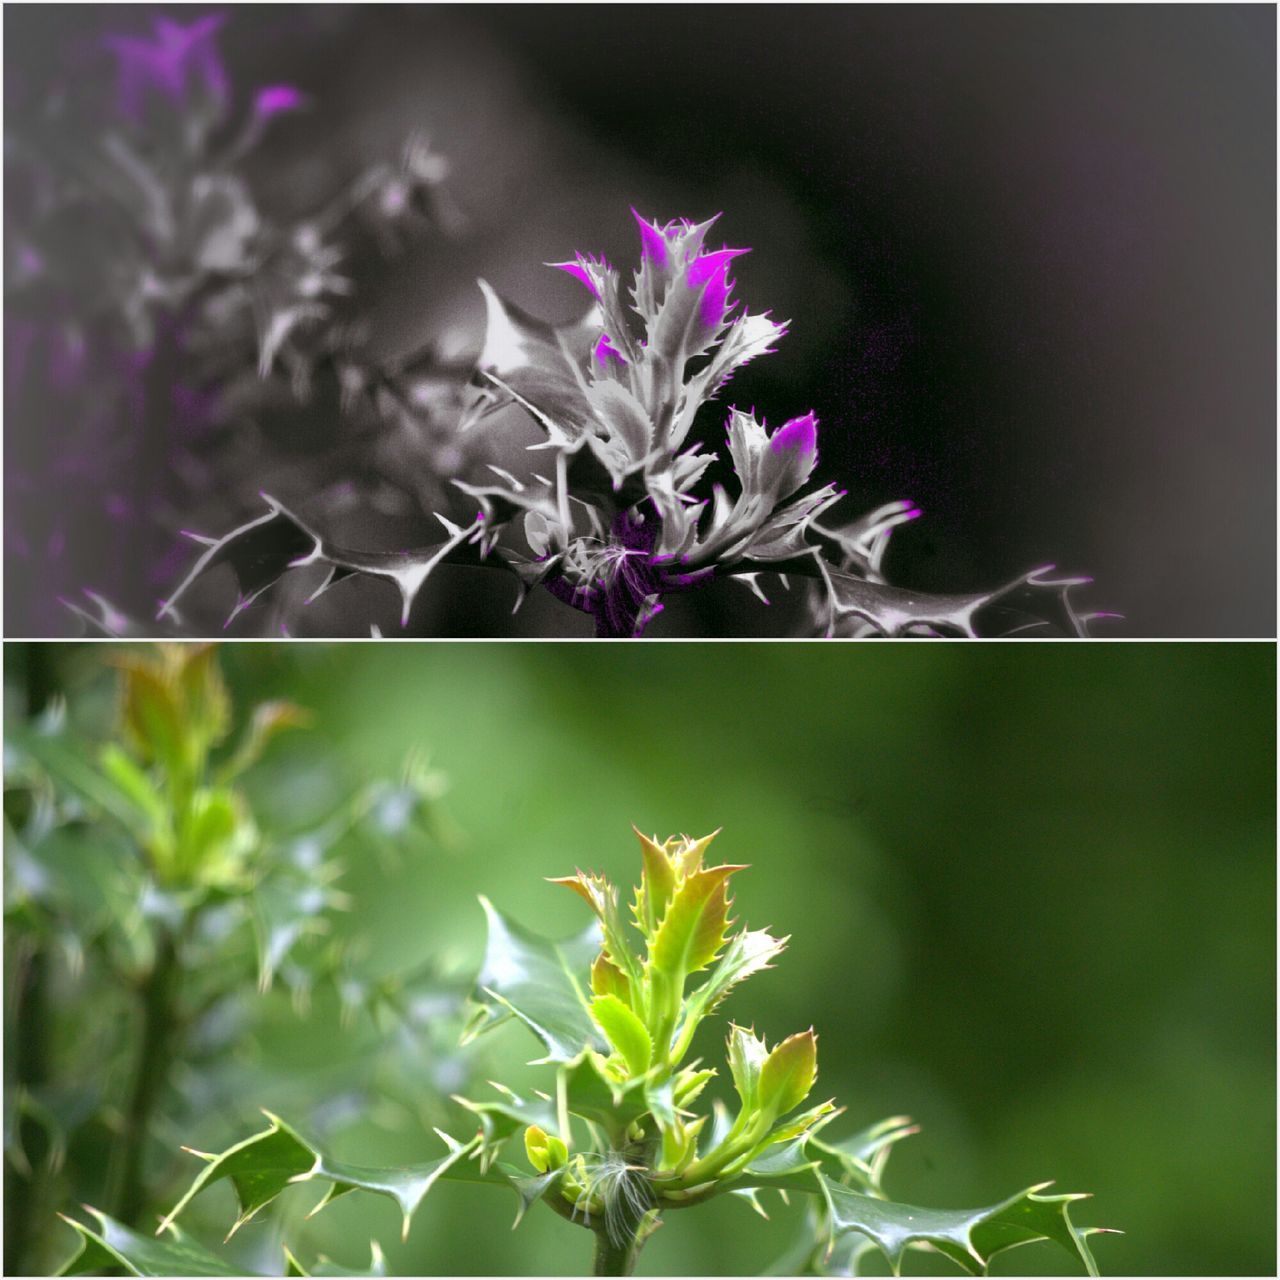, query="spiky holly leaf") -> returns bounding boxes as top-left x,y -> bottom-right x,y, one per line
680,928 -> 787,1028
159,494 -> 491,630
758,1030 -> 818,1120
454,1081 -> 559,1152
474,279 -> 600,445
548,870 -> 643,984
727,1023 -> 770,1111
559,1049 -> 651,1140
160,1111 -> 510,1244
56,1208 -> 245,1277
632,828 -> 679,937
818,1175 -> 1111,1276
283,1241 -> 387,1277
818,564 -> 1096,638
590,952 -> 633,1006
468,896 -> 604,1062
810,1115 -> 919,1194
650,864 -> 746,979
